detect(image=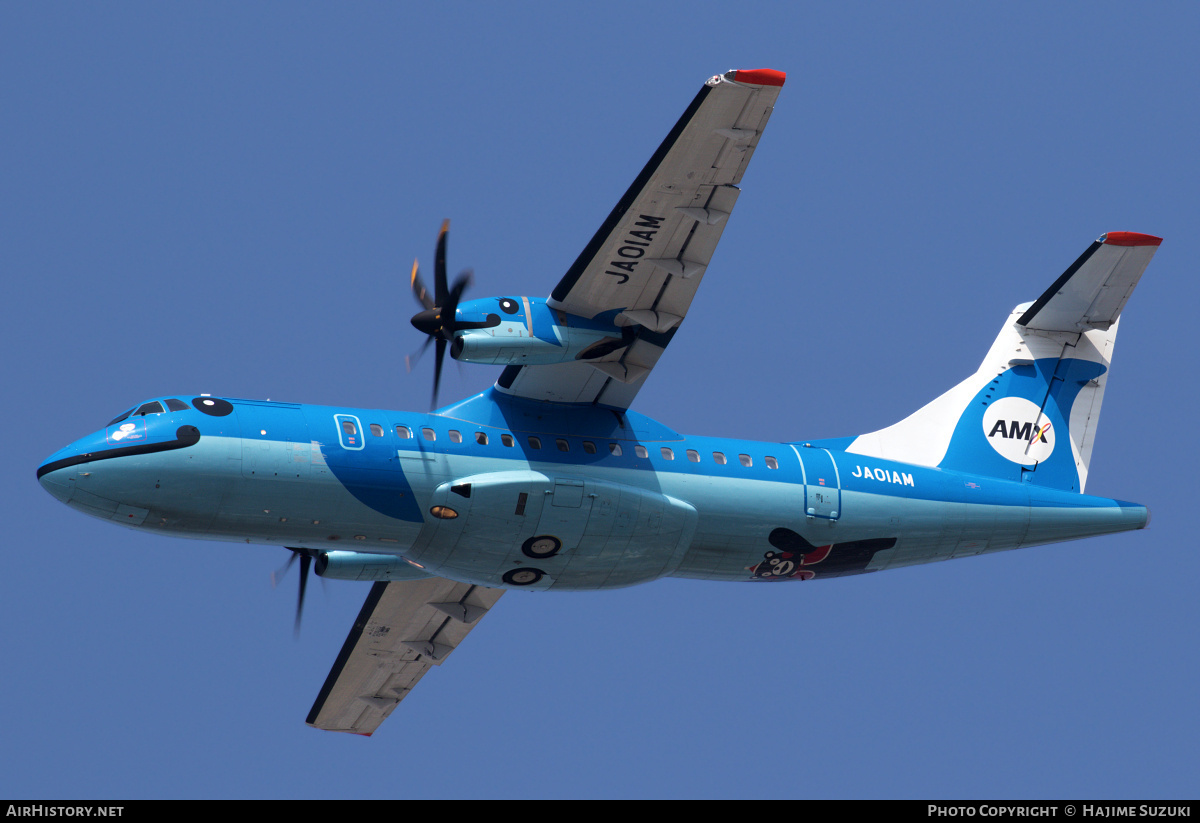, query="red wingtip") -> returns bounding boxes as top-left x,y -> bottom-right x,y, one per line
733,69 -> 786,87
1102,231 -> 1163,247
